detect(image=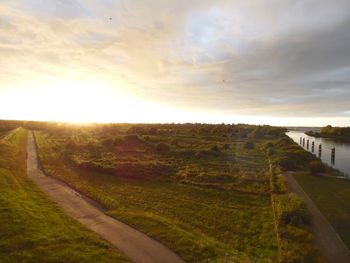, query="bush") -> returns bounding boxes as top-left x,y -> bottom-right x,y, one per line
102,138 -> 113,147
195,150 -> 219,159
113,137 -> 123,145
170,139 -> 178,146
309,161 -> 325,176
149,127 -> 157,135
124,135 -> 140,141
66,138 -> 78,149
266,148 -> 274,156
277,194 -> 310,227
223,143 -> 230,150
156,142 -> 170,152
244,141 -> 254,149
273,156 -> 297,171
211,145 -> 220,152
